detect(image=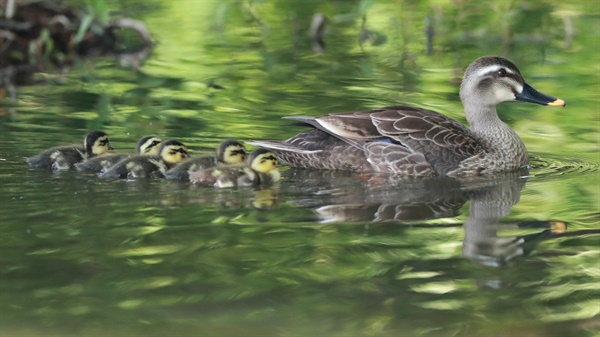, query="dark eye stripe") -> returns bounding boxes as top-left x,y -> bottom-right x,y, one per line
484,70 -> 520,83
259,156 -> 277,163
